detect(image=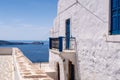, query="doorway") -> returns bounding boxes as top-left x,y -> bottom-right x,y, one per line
57,63 -> 60,80
68,61 -> 75,80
